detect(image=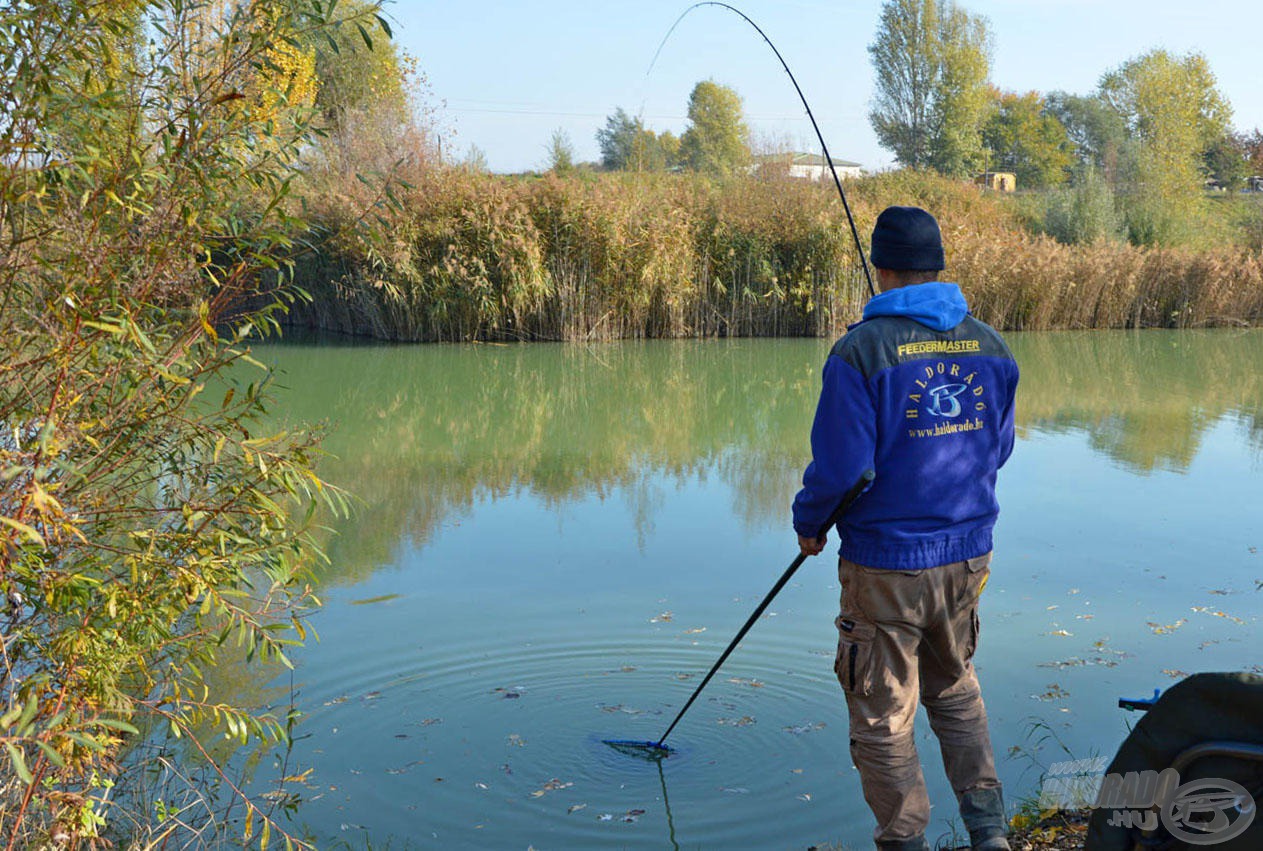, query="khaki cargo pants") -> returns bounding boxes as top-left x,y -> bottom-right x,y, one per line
836,553 -> 1002,848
